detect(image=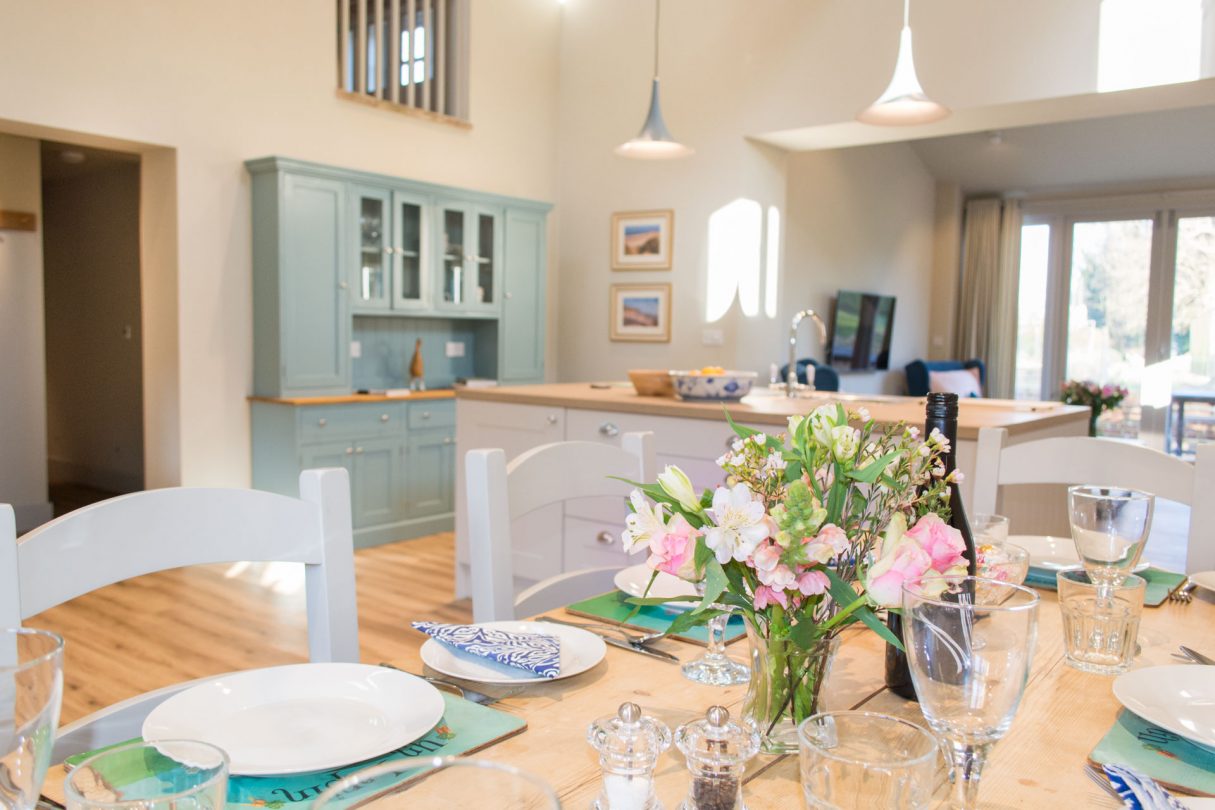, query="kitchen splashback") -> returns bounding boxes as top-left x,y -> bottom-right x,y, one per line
351,316 -> 483,390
